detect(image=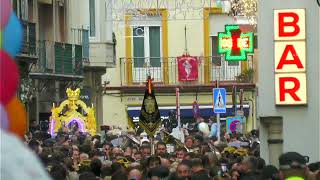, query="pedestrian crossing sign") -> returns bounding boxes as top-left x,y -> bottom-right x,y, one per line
213,88 -> 226,113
